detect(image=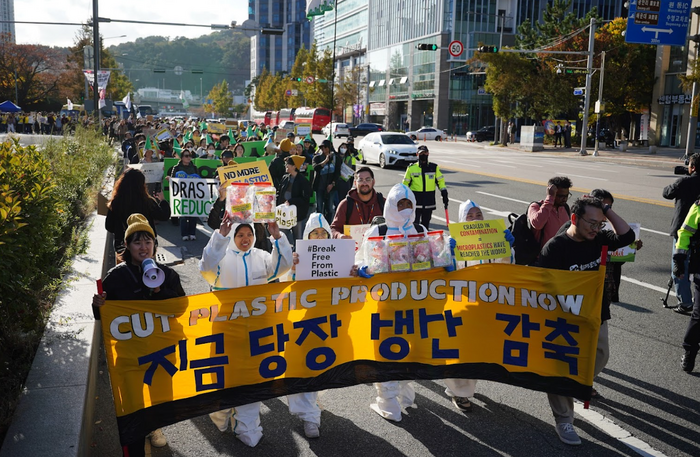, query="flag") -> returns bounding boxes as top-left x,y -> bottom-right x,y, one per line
200,121 -> 207,131
144,135 -> 155,152
247,124 -> 255,139
227,128 -> 234,139
206,134 -> 214,145
99,88 -> 107,109
306,0 -> 335,19
184,131 -> 192,142
122,93 -> 132,111
173,138 -> 182,154
180,90 -> 189,109
67,99 -> 73,111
